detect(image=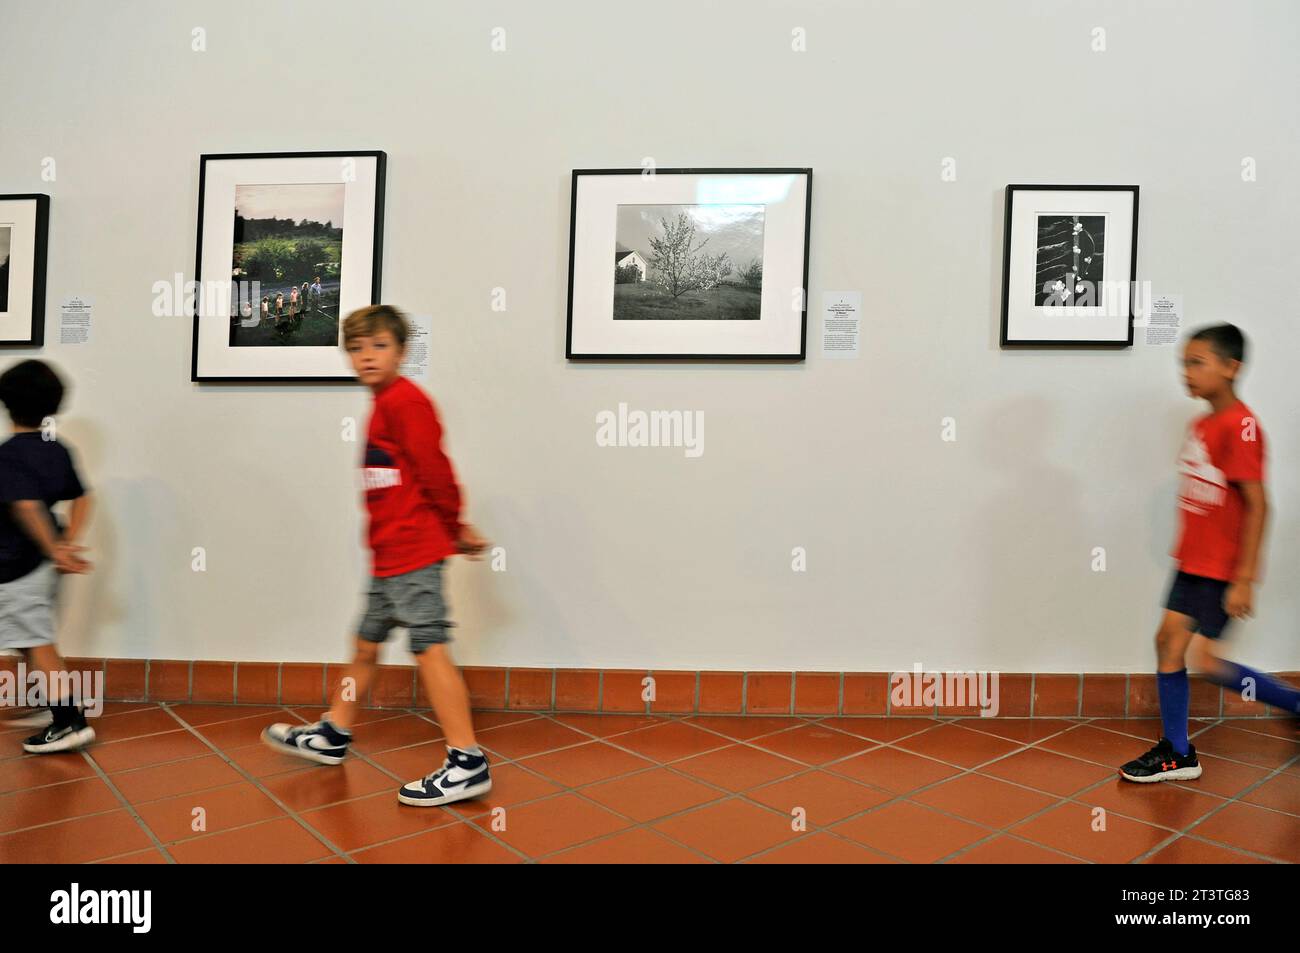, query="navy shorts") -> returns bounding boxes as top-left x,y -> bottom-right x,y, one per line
1164,570 -> 1231,639
356,561 -> 455,654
